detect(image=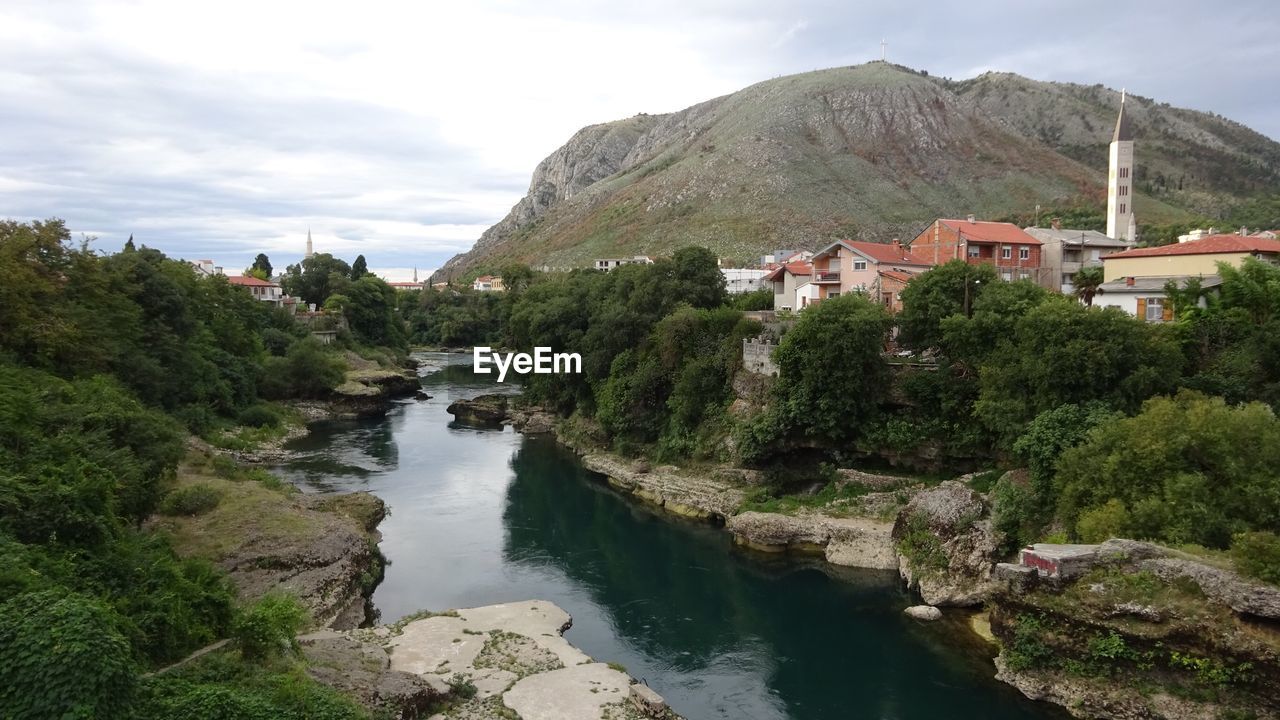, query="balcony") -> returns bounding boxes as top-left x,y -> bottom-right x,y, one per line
814,271 -> 841,283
